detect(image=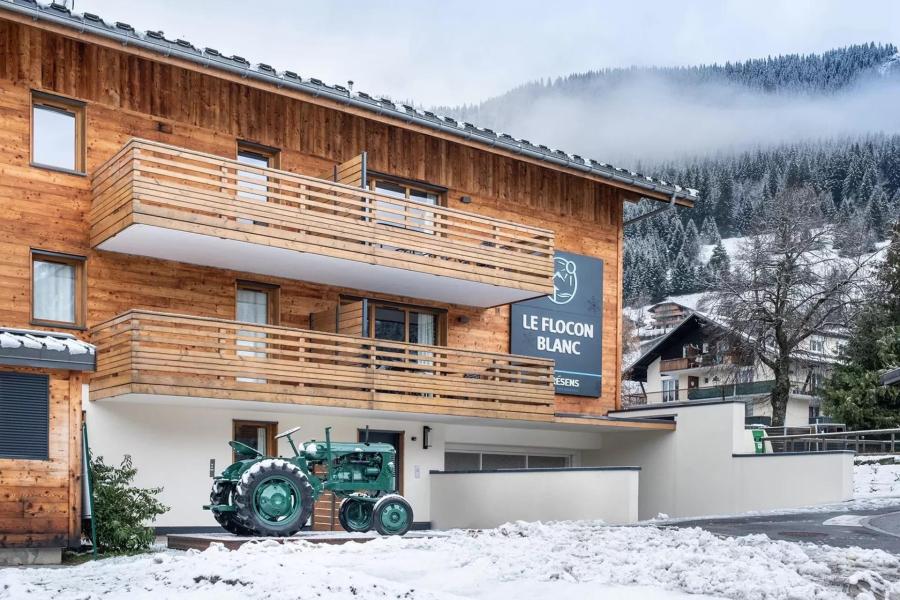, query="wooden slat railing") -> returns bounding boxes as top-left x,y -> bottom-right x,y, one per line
90,311 -> 556,421
90,139 -> 555,294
